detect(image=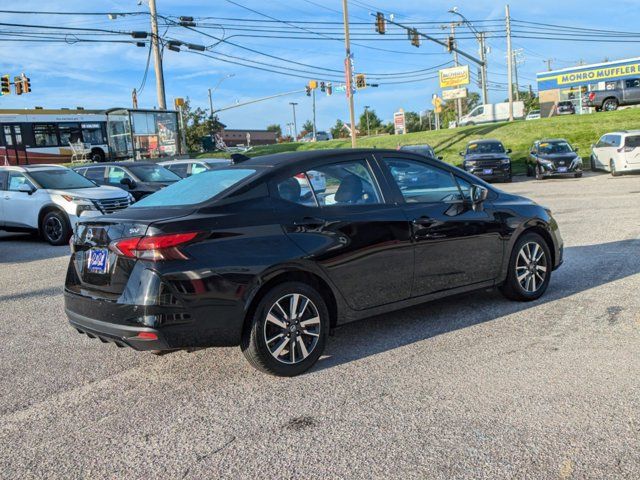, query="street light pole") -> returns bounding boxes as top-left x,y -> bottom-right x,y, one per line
341,0 -> 357,148
506,4 -> 514,121
289,102 -> 298,140
148,0 -> 166,109
364,105 -> 371,136
312,89 -> 317,141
